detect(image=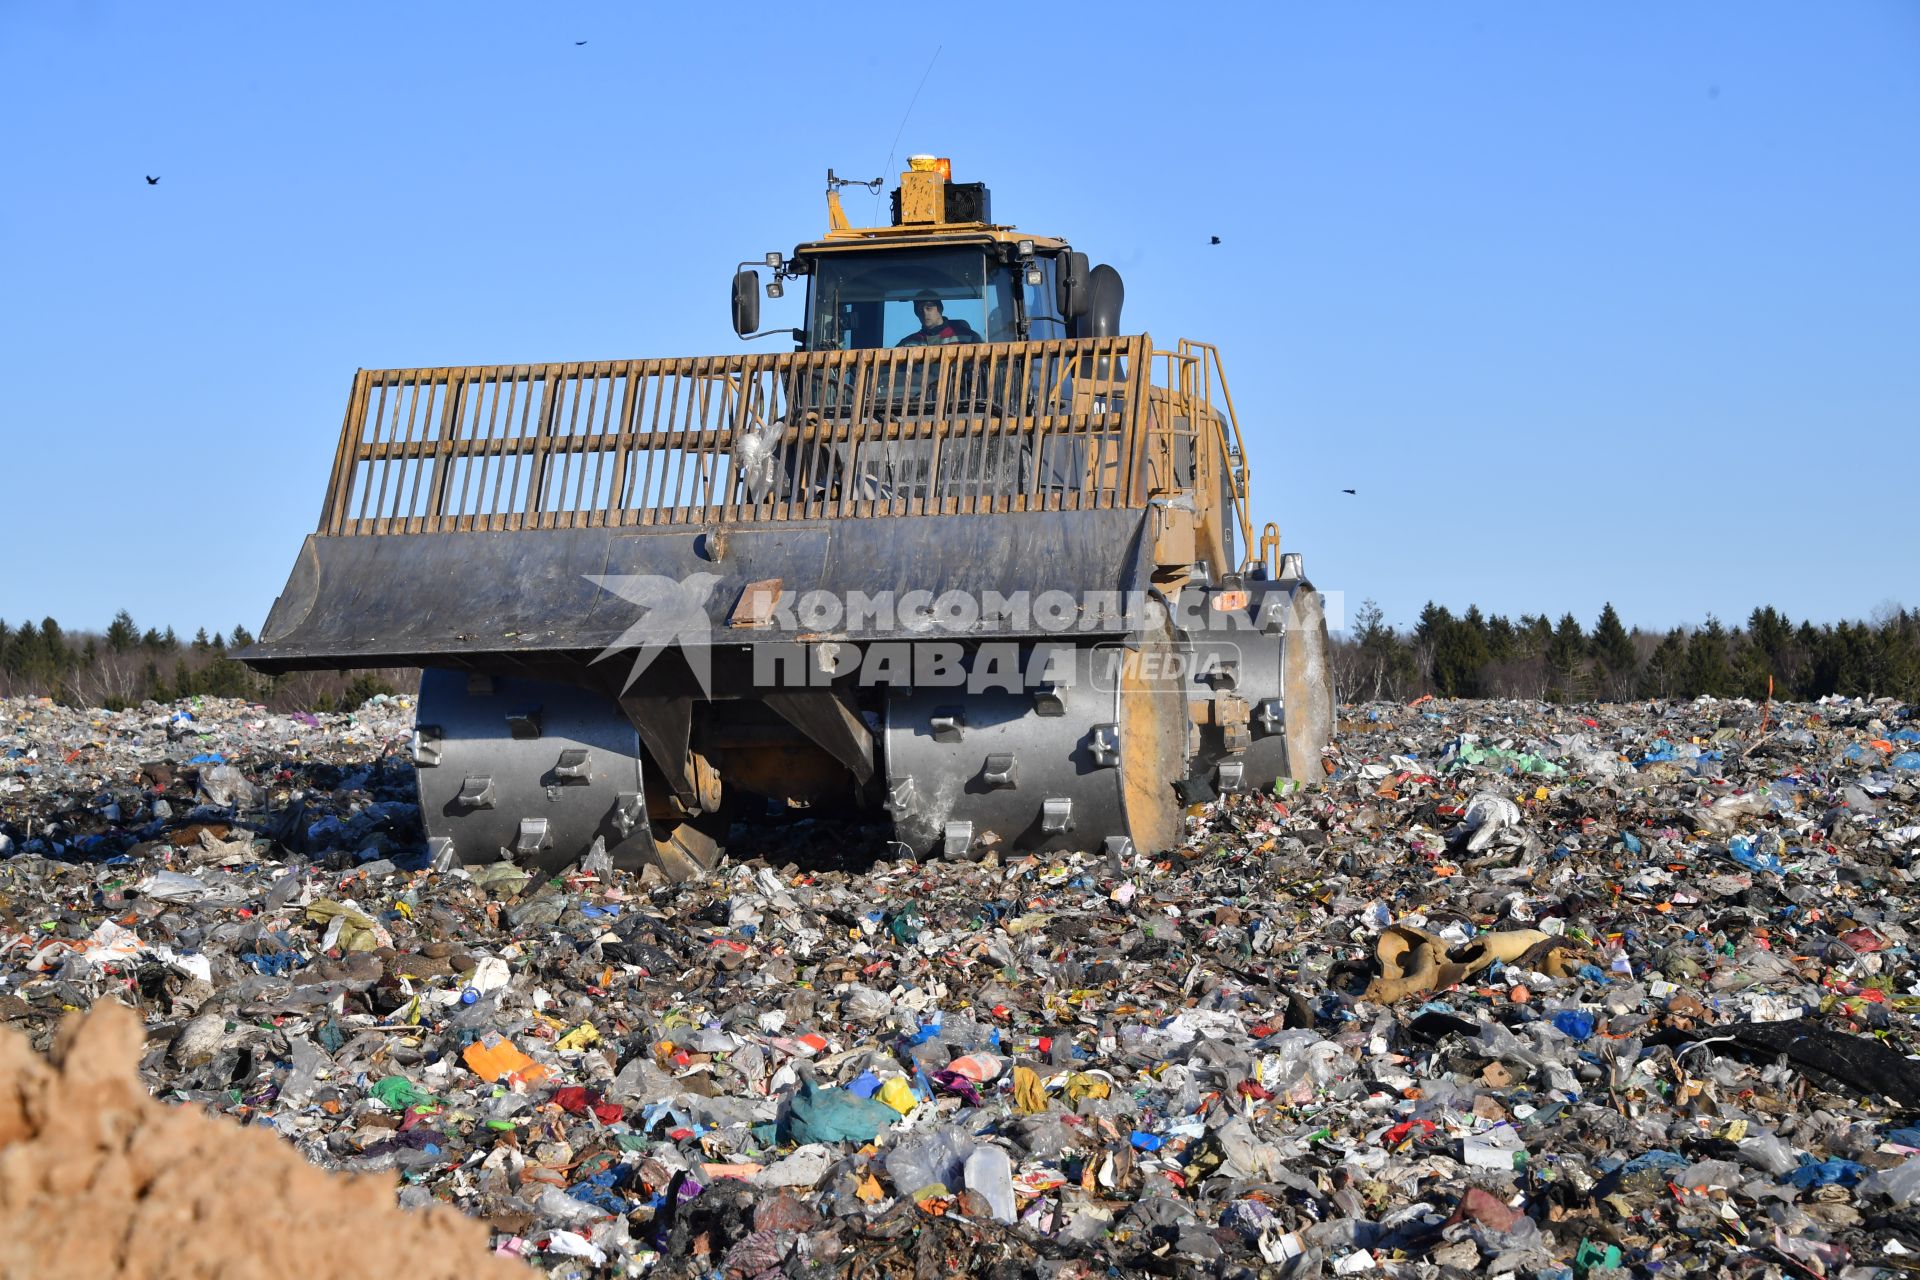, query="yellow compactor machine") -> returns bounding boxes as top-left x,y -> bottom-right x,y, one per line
244,158 -> 1335,878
